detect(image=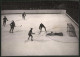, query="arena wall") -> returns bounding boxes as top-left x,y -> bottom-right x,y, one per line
1,10 -> 66,14
1,10 -> 78,27
66,13 -> 79,27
